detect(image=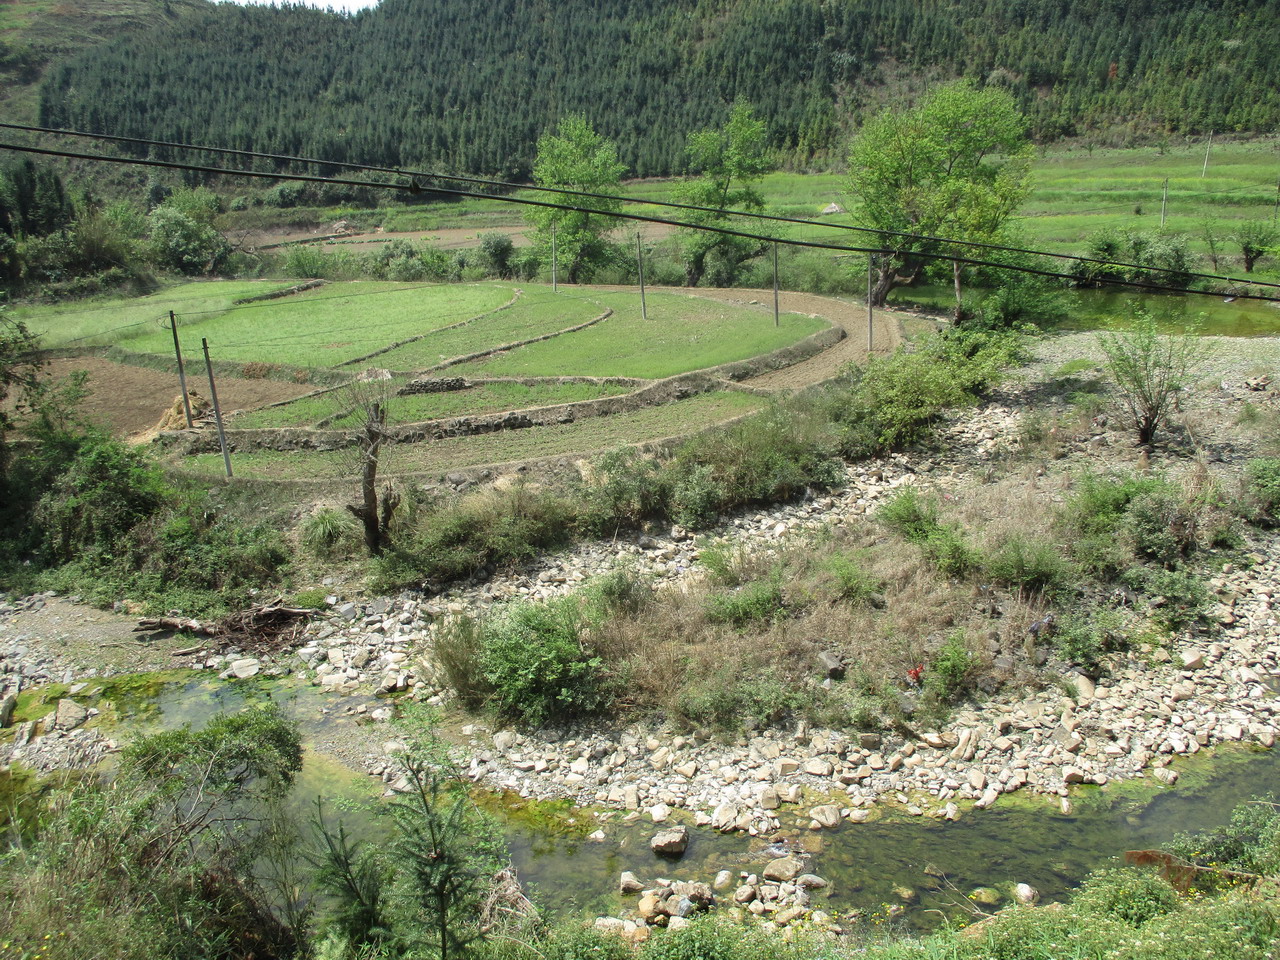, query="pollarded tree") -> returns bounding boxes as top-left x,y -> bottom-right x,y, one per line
526,115 -> 625,284
847,80 -> 1032,311
674,101 -> 773,287
1234,220 -> 1277,273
